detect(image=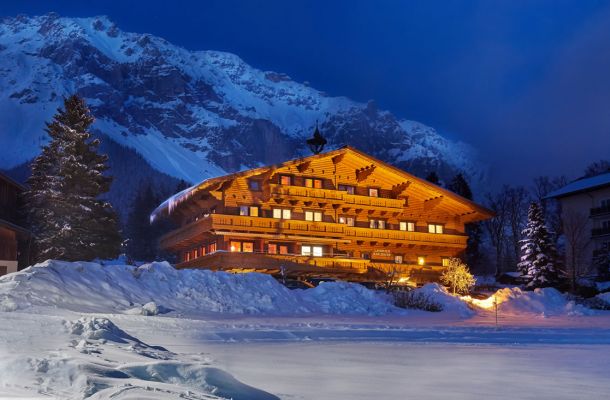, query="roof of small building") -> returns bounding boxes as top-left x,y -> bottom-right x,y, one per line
547,171 -> 610,199
0,170 -> 26,191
